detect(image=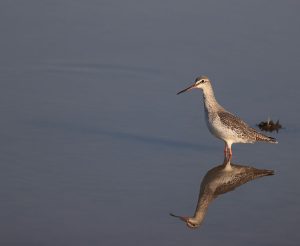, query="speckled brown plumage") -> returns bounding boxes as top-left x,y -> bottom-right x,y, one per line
218,111 -> 277,143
